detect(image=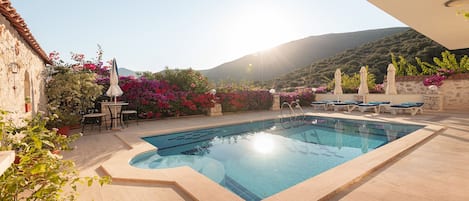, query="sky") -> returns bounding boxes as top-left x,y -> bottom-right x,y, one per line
11,0 -> 405,72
